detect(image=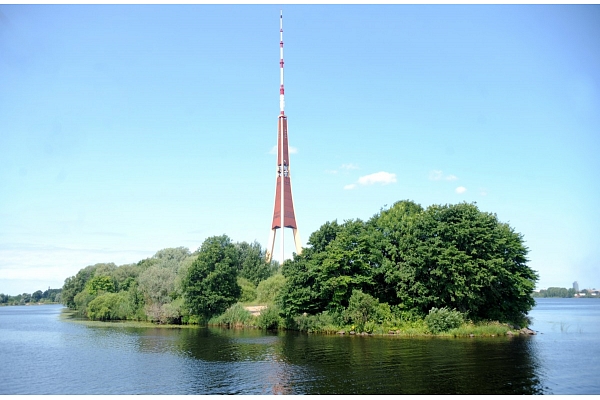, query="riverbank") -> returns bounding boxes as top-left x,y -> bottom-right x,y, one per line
208,303 -> 536,337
